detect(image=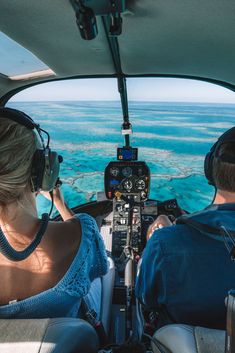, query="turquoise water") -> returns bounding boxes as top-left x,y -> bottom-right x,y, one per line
8,101 -> 235,214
